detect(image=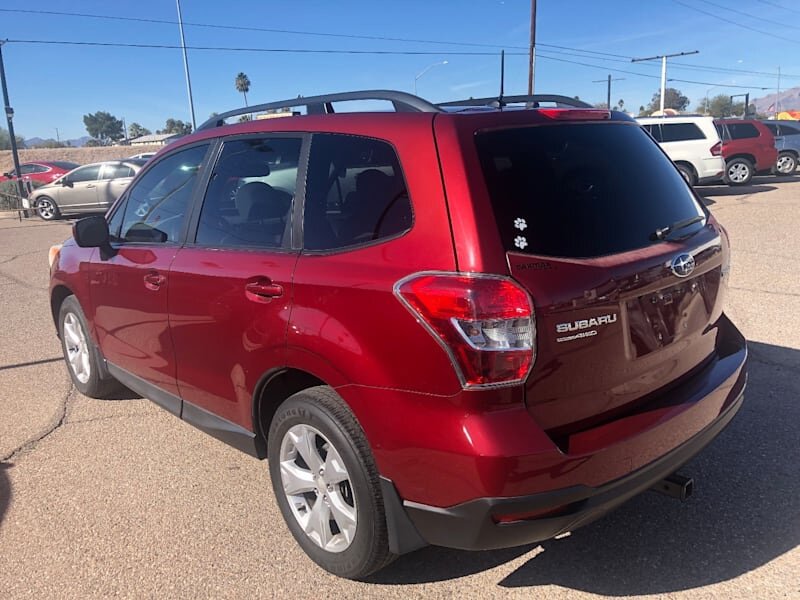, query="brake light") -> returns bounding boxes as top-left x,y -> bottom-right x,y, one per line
537,108 -> 610,121
394,272 -> 535,388
710,141 -> 722,156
